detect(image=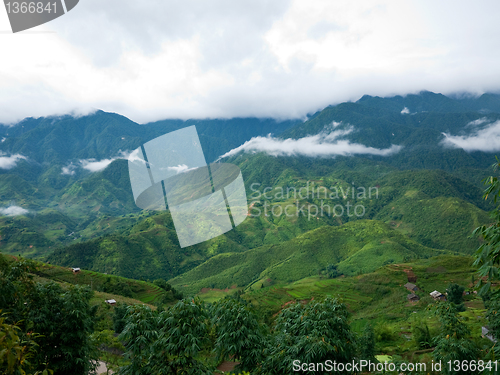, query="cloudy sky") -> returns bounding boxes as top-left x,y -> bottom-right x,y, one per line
1,0 -> 499,124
